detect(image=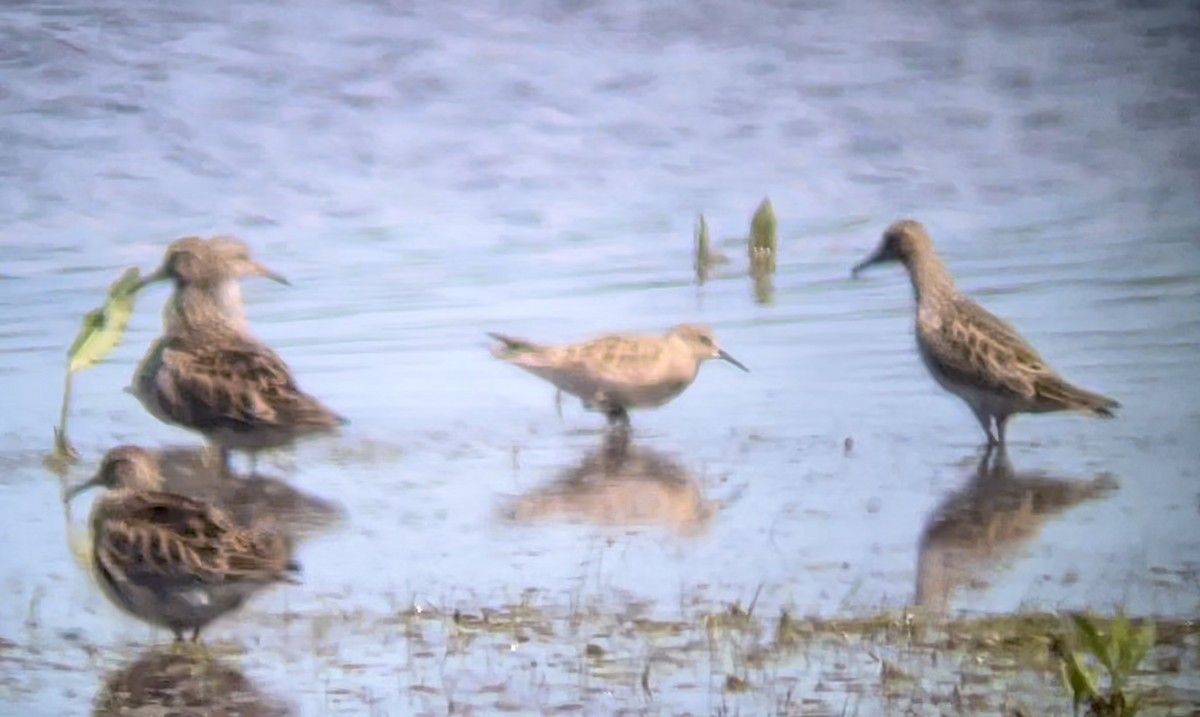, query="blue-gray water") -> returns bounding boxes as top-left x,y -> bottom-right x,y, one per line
2,0 -> 1199,714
